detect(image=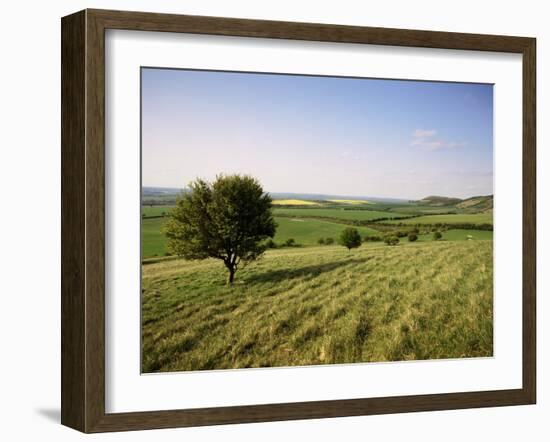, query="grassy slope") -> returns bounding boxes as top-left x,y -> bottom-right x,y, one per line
386,213 -> 493,225
142,240 -> 493,372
